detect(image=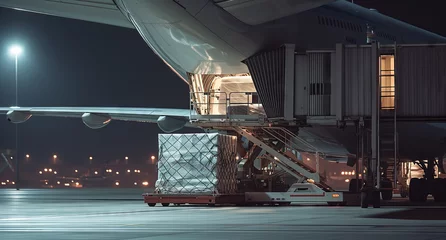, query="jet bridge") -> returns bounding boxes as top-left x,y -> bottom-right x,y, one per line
188,42 -> 446,207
